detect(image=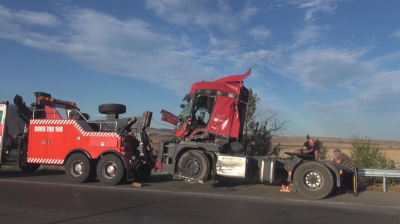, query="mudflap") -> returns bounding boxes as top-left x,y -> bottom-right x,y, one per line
127,168 -> 137,182
136,163 -> 153,178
